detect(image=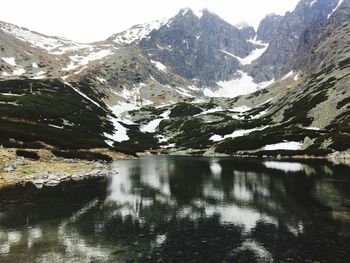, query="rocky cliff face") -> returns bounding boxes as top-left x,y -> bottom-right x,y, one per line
256,14 -> 283,43
138,8 -> 258,86
250,0 -> 340,82
291,0 -> 350,73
